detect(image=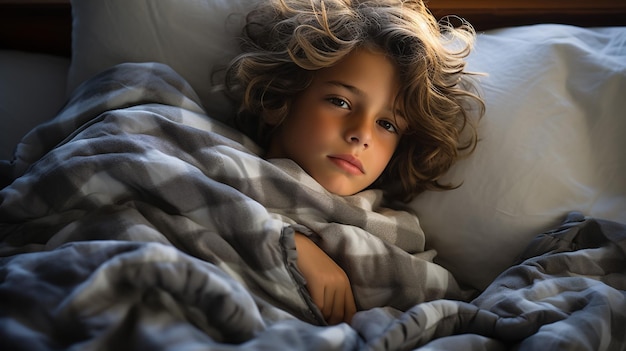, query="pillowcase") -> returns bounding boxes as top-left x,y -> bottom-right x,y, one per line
68,0 -> 258,123
408,24 -> 626,290
0,50 -> 70,160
